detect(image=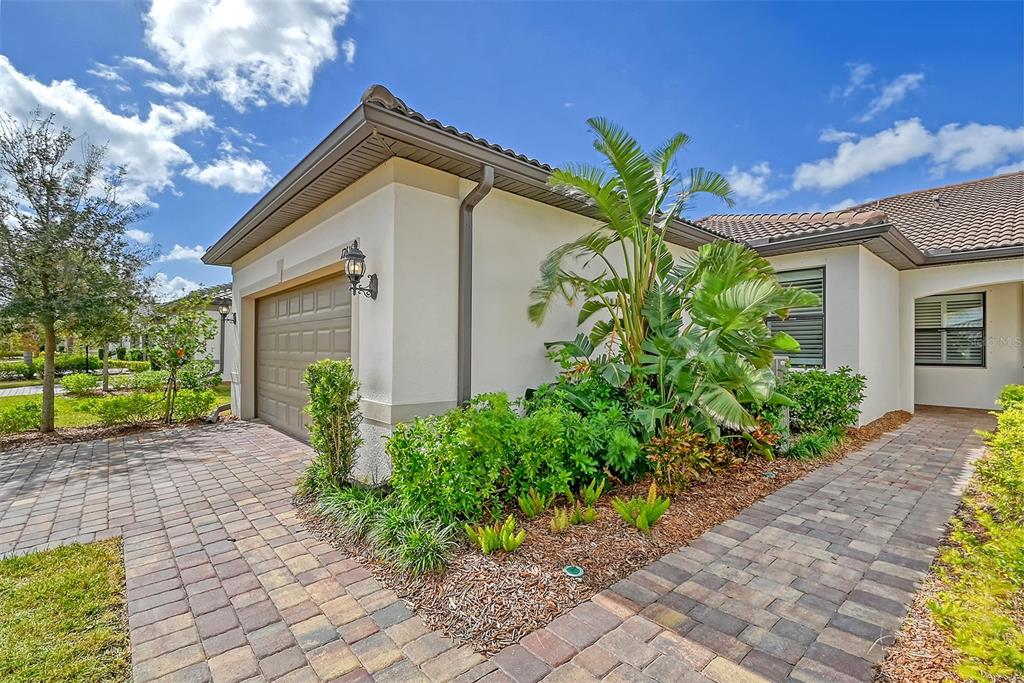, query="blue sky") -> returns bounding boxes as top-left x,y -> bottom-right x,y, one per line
1,1 -> 1021,297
